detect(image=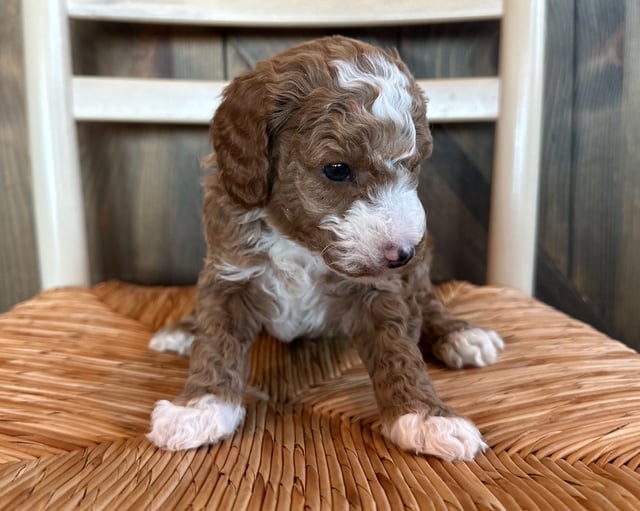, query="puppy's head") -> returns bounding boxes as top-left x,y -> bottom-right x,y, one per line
211,36 -> 432,279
